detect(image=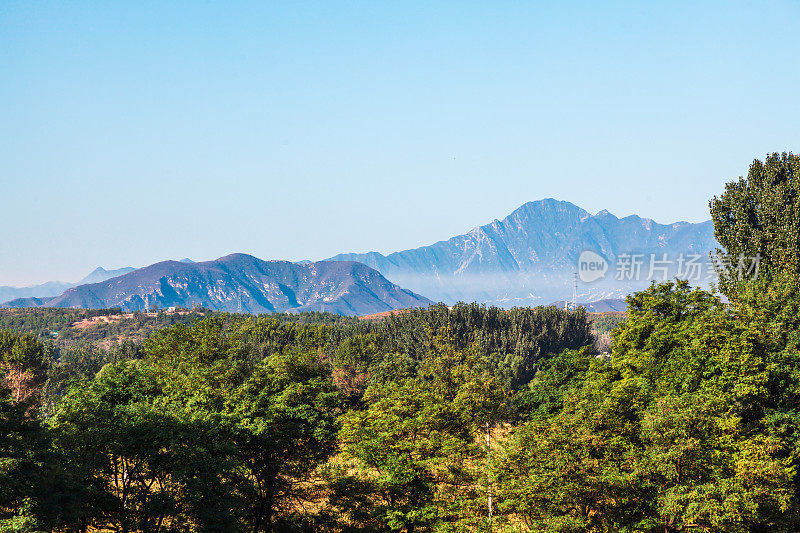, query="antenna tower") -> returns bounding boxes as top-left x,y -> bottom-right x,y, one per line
571,272 -> 578,311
